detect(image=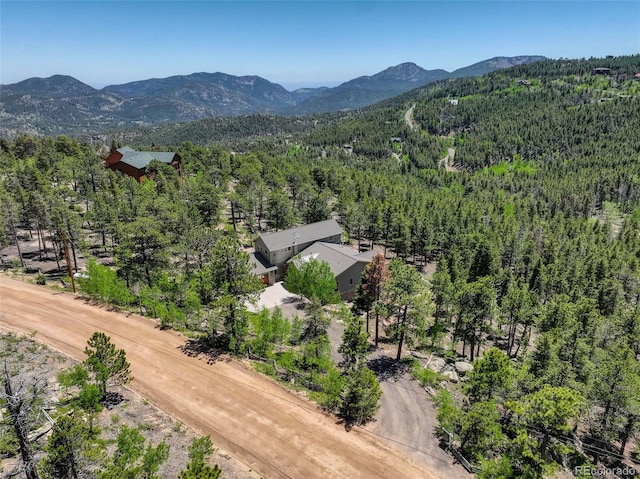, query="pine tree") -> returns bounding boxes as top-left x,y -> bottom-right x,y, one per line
84,332 -> 132,400
98,425 -> 169,479
178,436 -> 222,479
385,260 -> 430,360
339,362 -> 382,427
357,253 -> 389,345
210,234 -> 264,352
337,307 -> 369,370
40,415 -> 88,479
464,347 -> 514,403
